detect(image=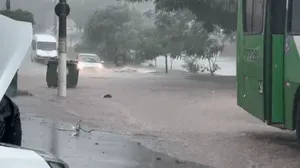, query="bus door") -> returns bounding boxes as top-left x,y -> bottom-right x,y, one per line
240,0 -> 265,120
267,0 -> 286,124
